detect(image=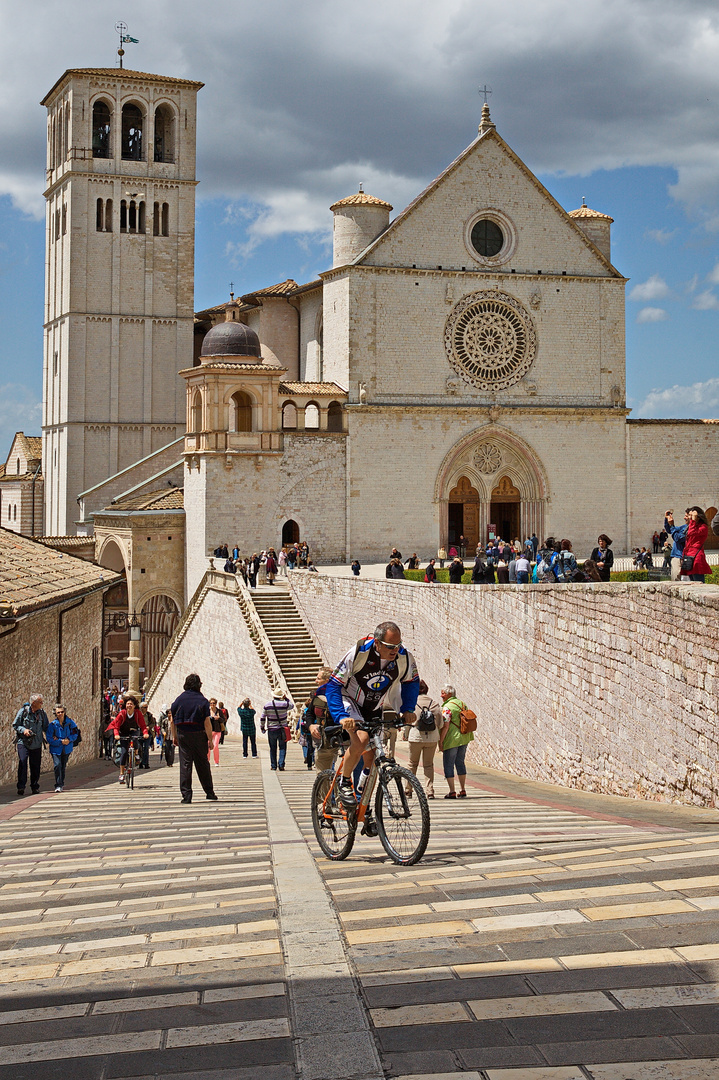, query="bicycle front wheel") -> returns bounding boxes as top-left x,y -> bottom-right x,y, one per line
311,770 -> 356,861
126,750 -> 134,790
375,764 -> 430,865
